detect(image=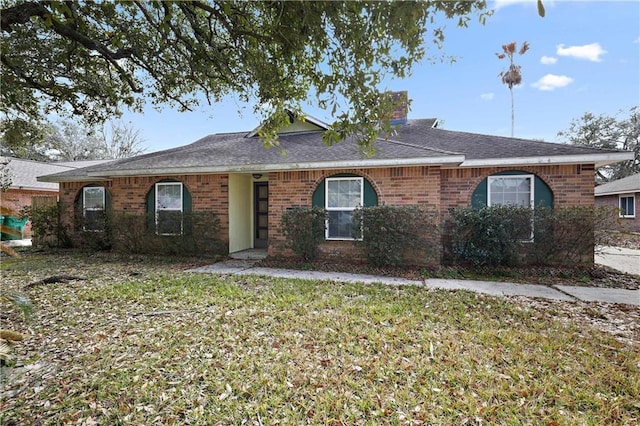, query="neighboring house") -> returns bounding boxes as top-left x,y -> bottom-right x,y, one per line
38,97 -> 633,262
0,157 -> 113,239
0,157 -> 72,239
595,173 -> 640,233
